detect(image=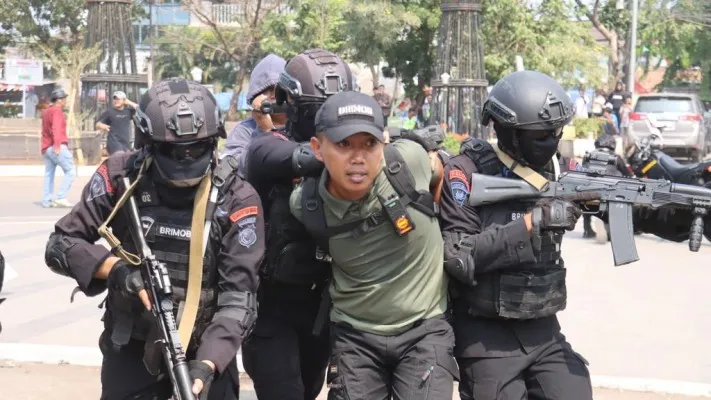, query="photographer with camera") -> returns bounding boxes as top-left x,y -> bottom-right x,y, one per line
221,54 -> 287,169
